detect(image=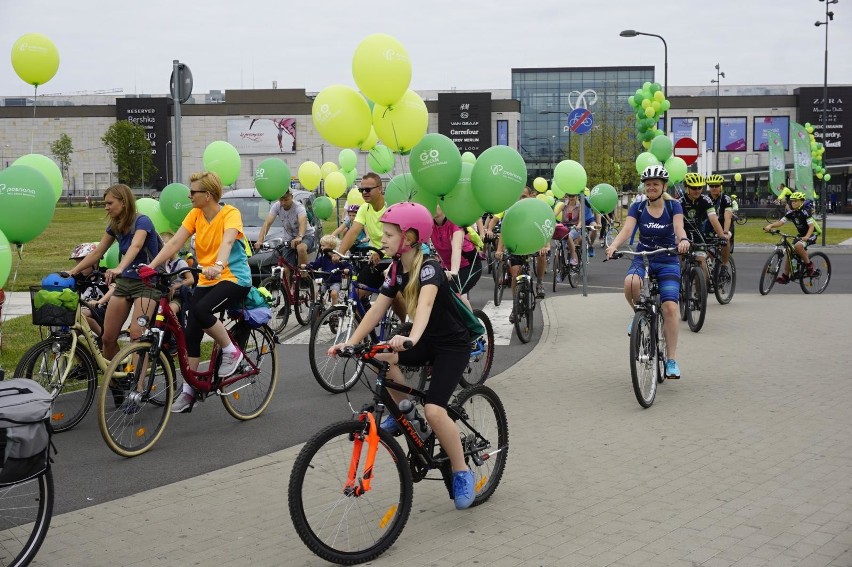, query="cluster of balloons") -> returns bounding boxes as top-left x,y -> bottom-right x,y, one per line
633,138 -> 687,185
804,123 -> 831,182
627,82 -> 670,149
